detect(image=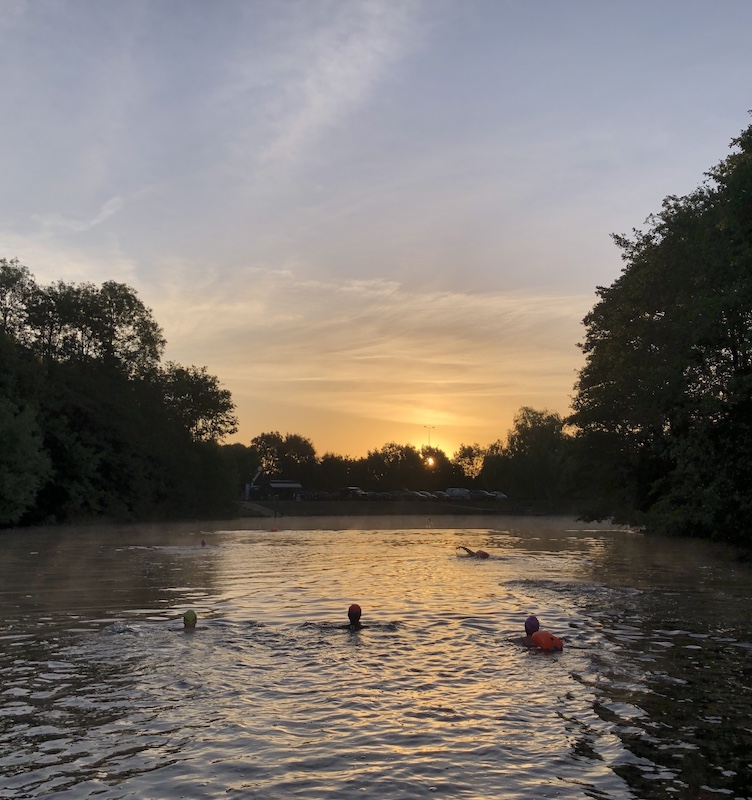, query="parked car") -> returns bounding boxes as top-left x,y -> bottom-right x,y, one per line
469,489 -> 494,501
446,488 -> 471,500
340,486 -> 367,499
